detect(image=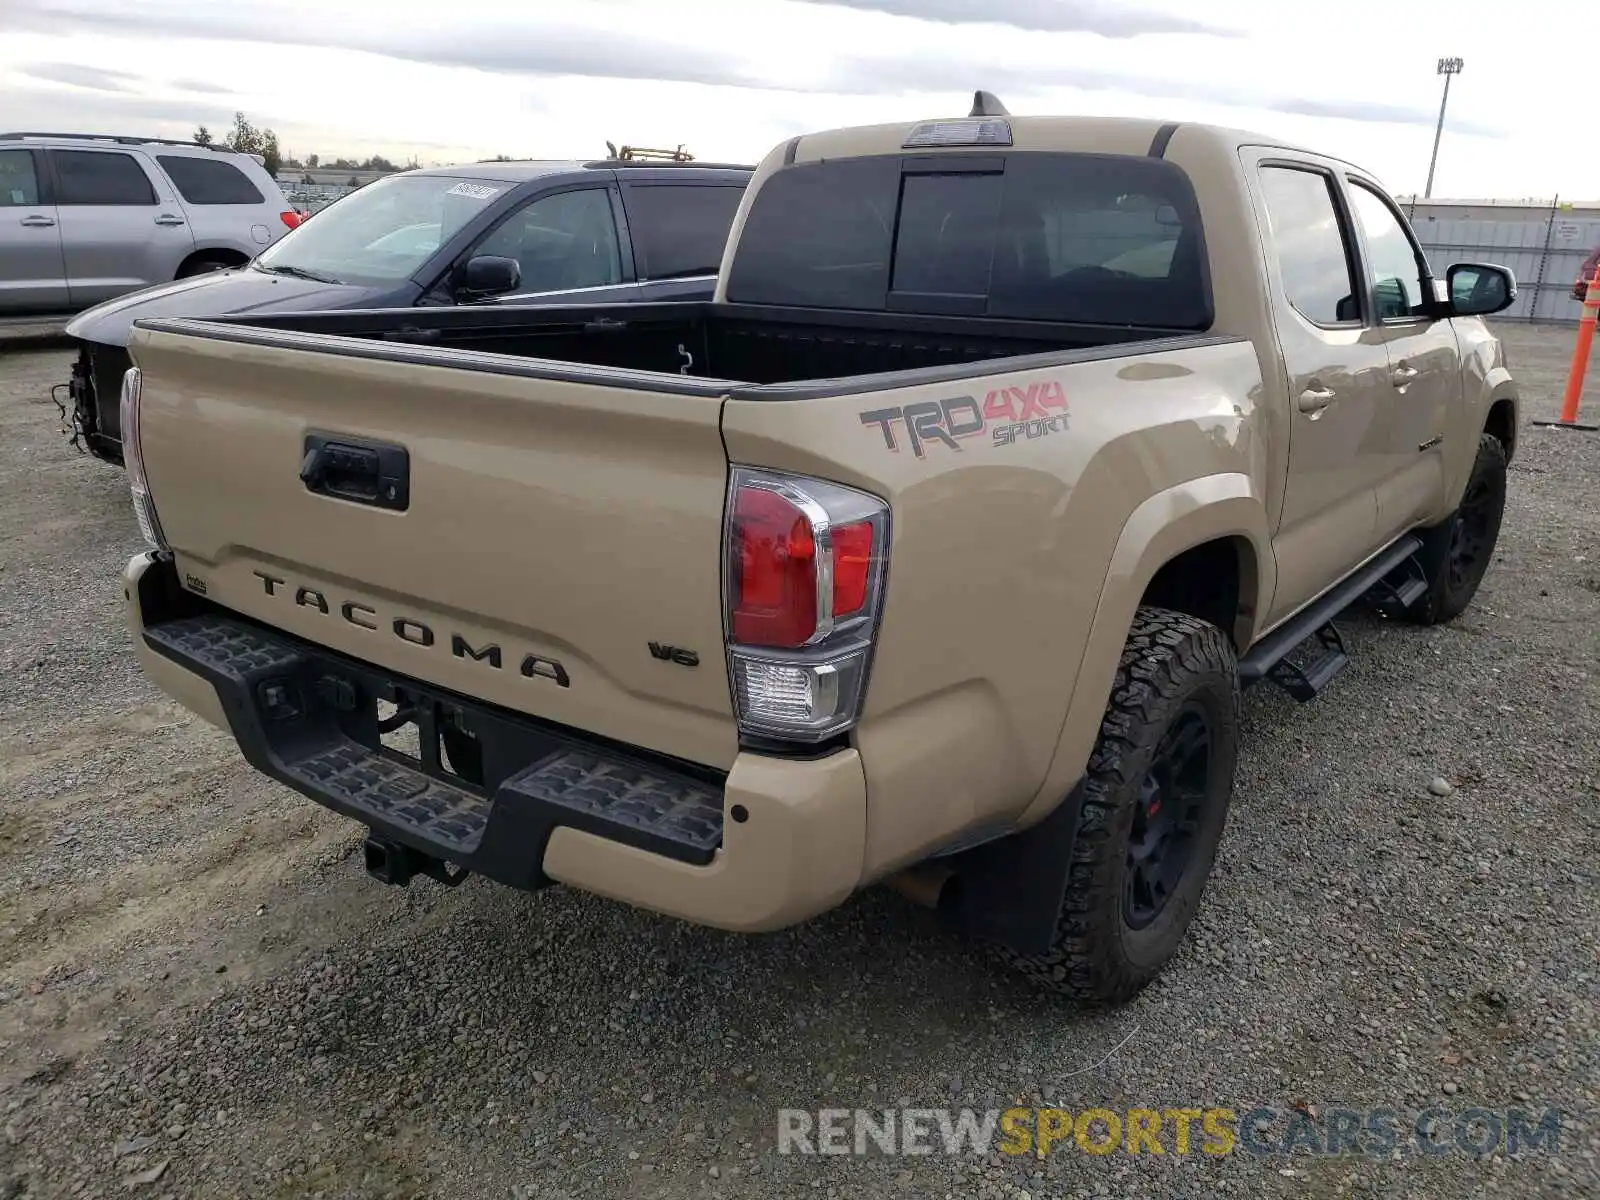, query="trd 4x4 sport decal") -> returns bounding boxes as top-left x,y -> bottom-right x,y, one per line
859,380 -> 1069,459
